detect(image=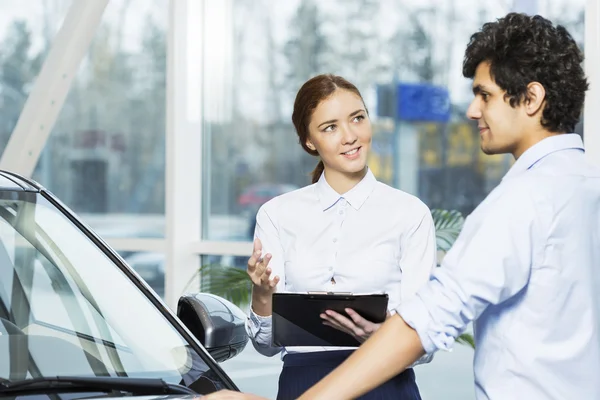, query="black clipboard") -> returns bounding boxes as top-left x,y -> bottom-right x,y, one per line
272,292 -> 389,347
